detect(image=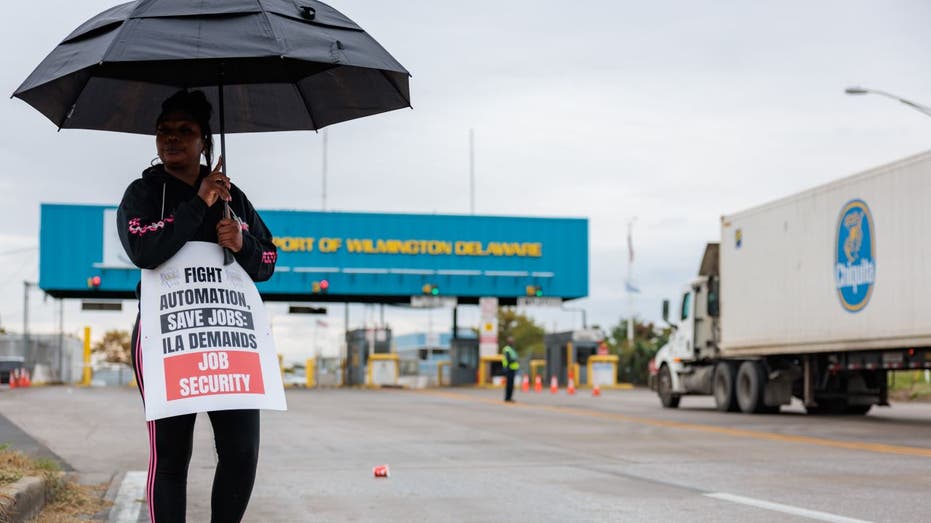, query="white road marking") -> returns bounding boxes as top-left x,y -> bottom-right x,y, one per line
705,493 -> 874,523
109,471 -> 147,523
